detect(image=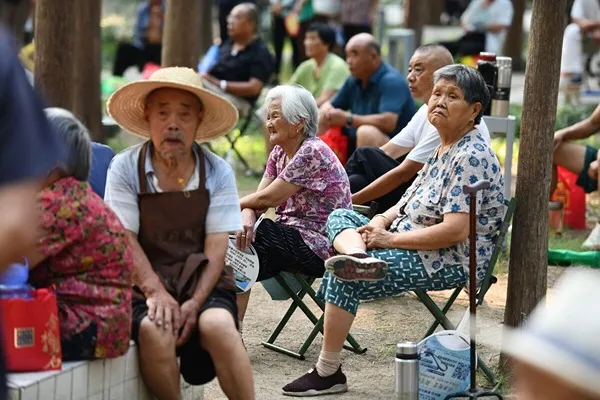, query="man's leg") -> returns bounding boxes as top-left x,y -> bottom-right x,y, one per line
199,298 -> 254,399
552,142 -> 592,195
272,15 -> 286,76
356,125 -> 390,148
345,147 -> 411,211
137,317 -> 181,400
112,42 -> 143,77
